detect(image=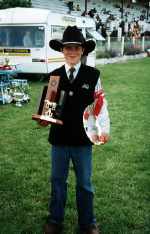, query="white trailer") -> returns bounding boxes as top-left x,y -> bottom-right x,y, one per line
0,7 -> 98,75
